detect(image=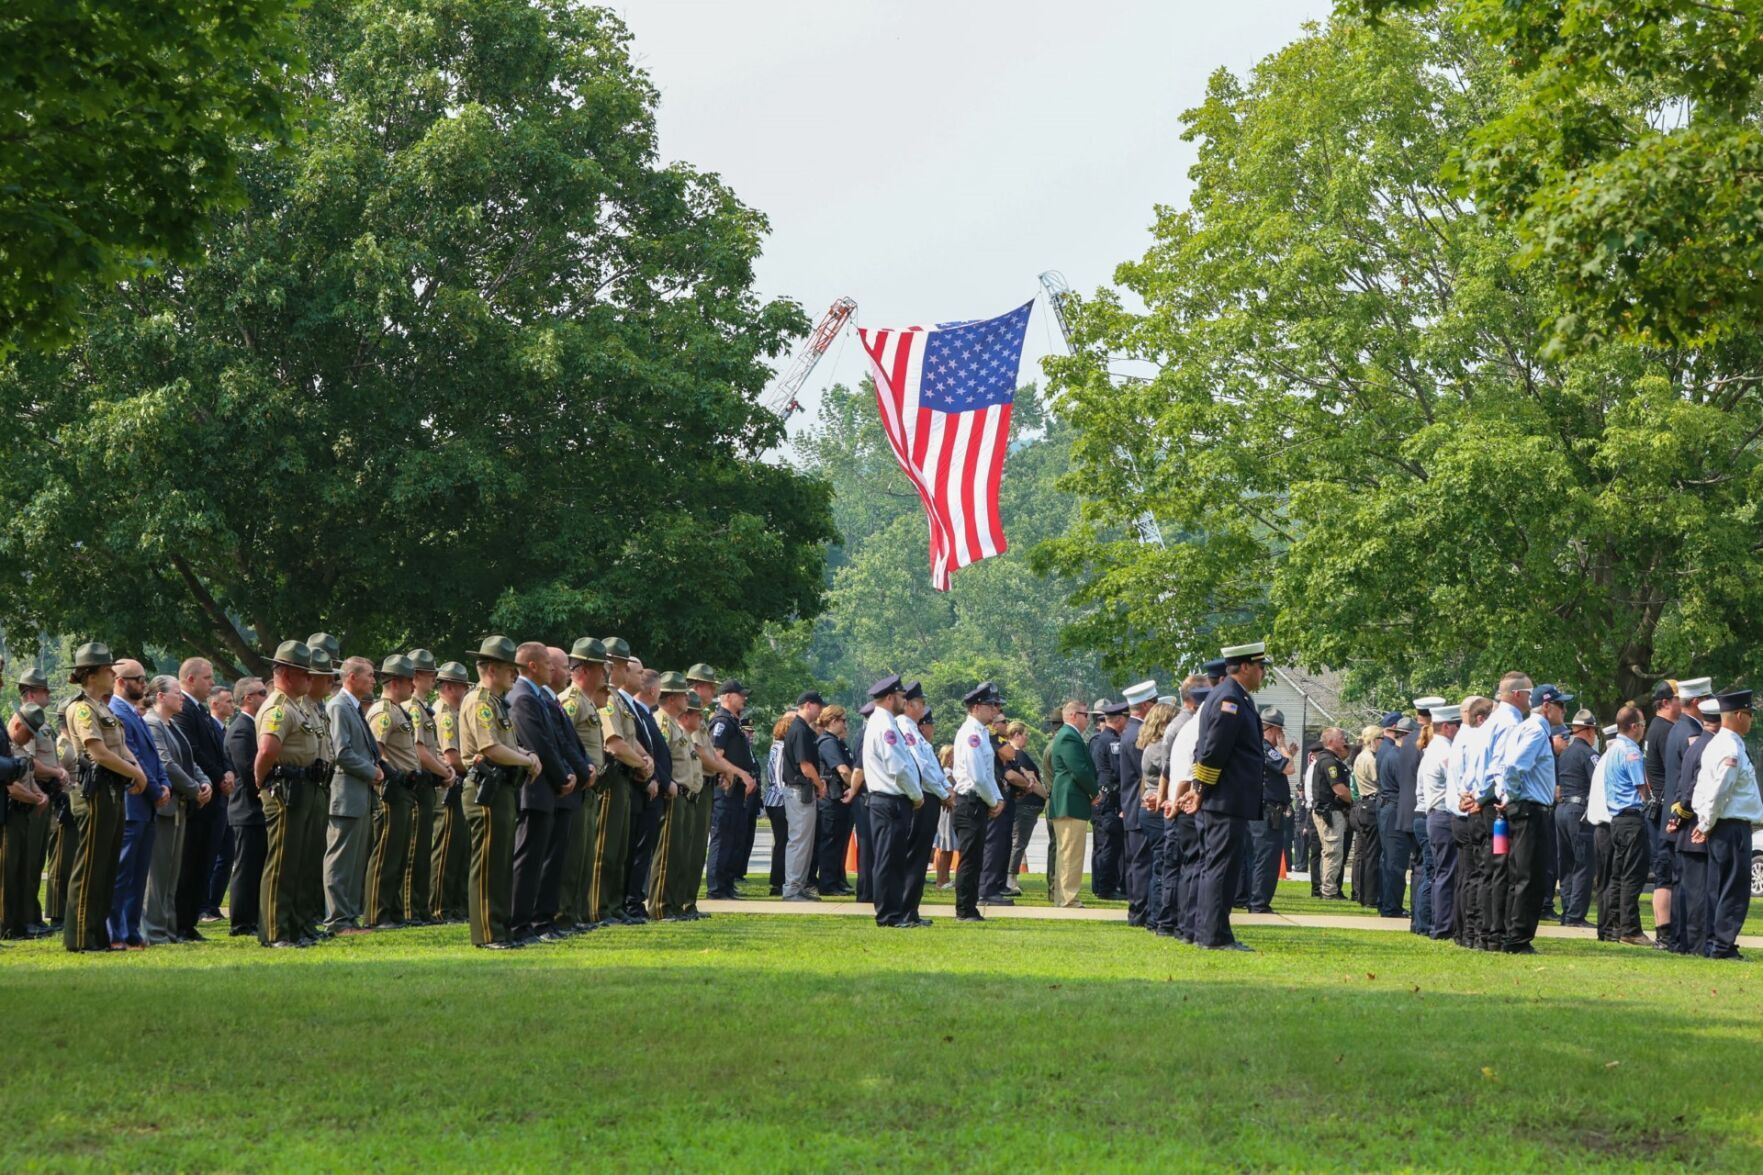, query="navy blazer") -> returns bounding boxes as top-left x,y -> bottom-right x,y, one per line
509,677 -> 569,812
225,711 -> 262,827
175,691 -> 230,797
